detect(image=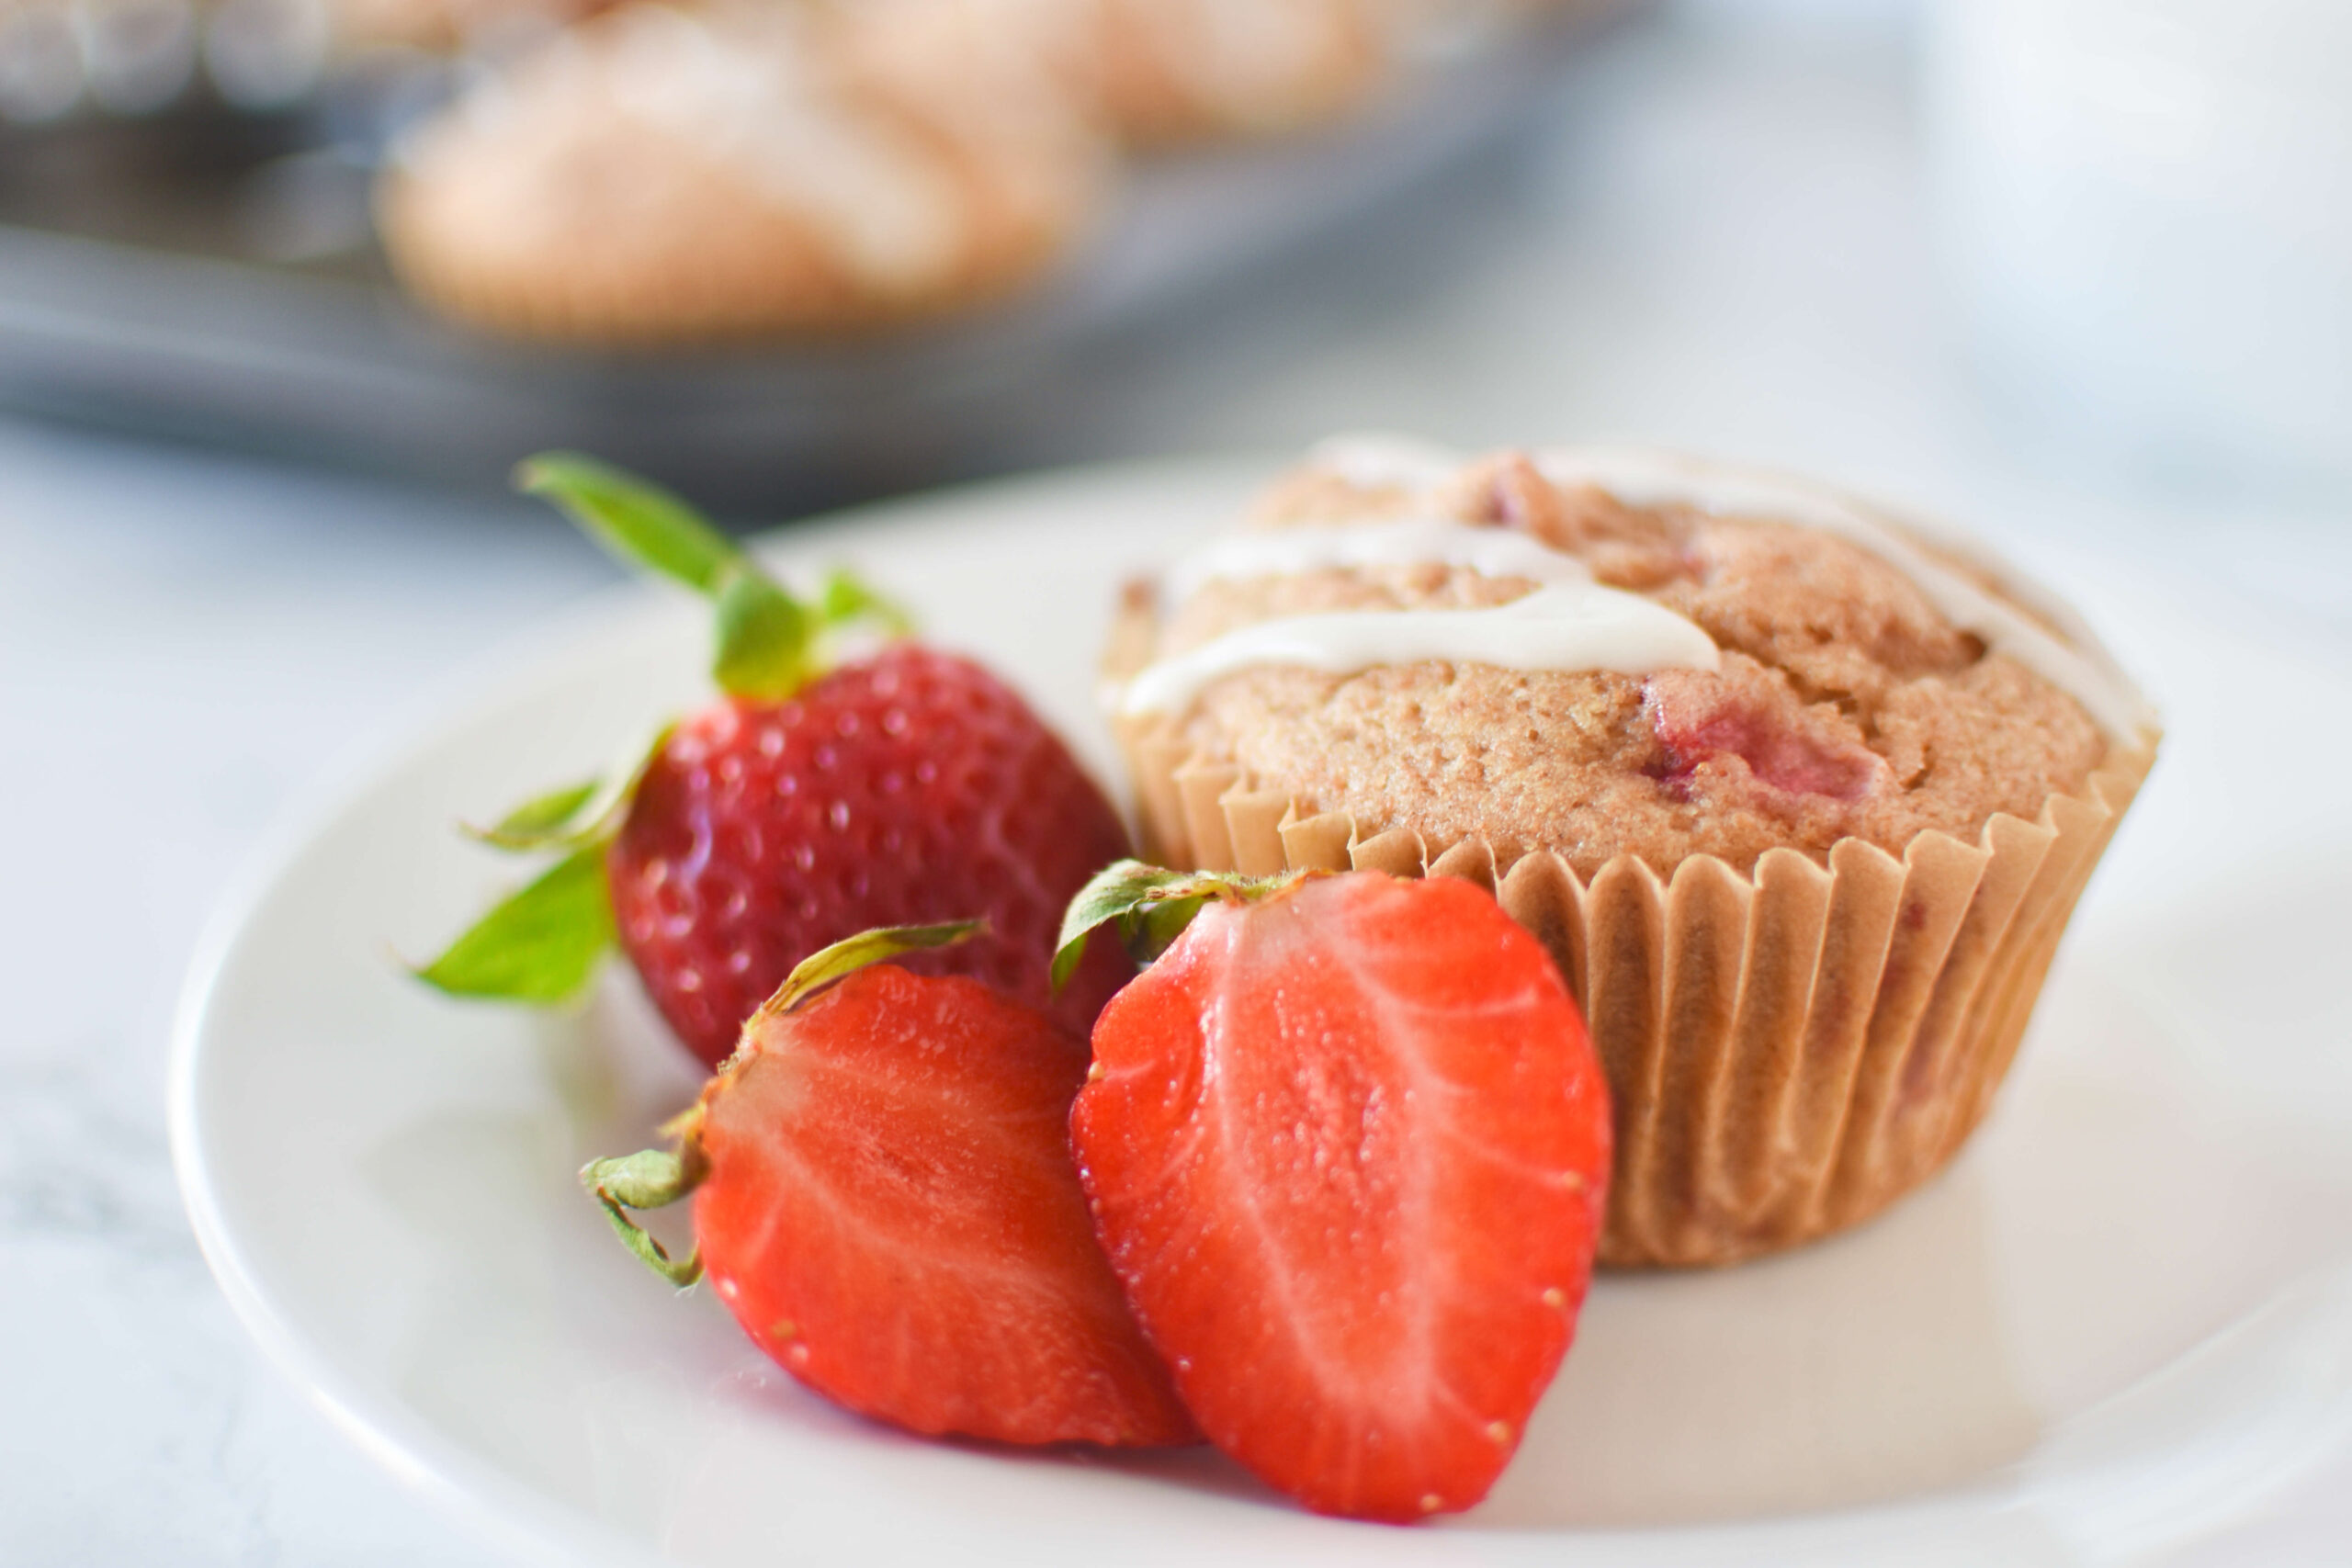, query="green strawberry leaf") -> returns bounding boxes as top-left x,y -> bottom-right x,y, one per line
582,1147 -> 704,1287
517,452 -> 915,703
1132,893 -> 1214,964
712,565 -> 820,701
463,777 -> 600,850
517,452 -> 739,595
819,568 -> 916,638
1051,860 -> 1194,992
518,451 -> 812,700
412,841 -> 615,1004
464,724 -> 676,854
1052,860 -> 1318,992
764,919 -> 985,1016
